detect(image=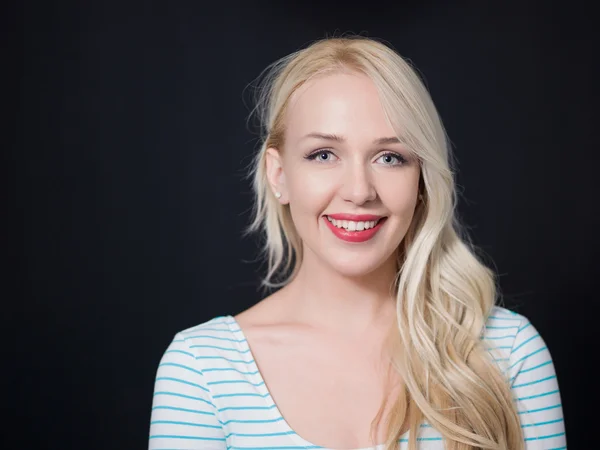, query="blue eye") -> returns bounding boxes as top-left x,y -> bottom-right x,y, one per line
305,150 -> 338,162
304,149 -> 407,166
376,152 -> 406,166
